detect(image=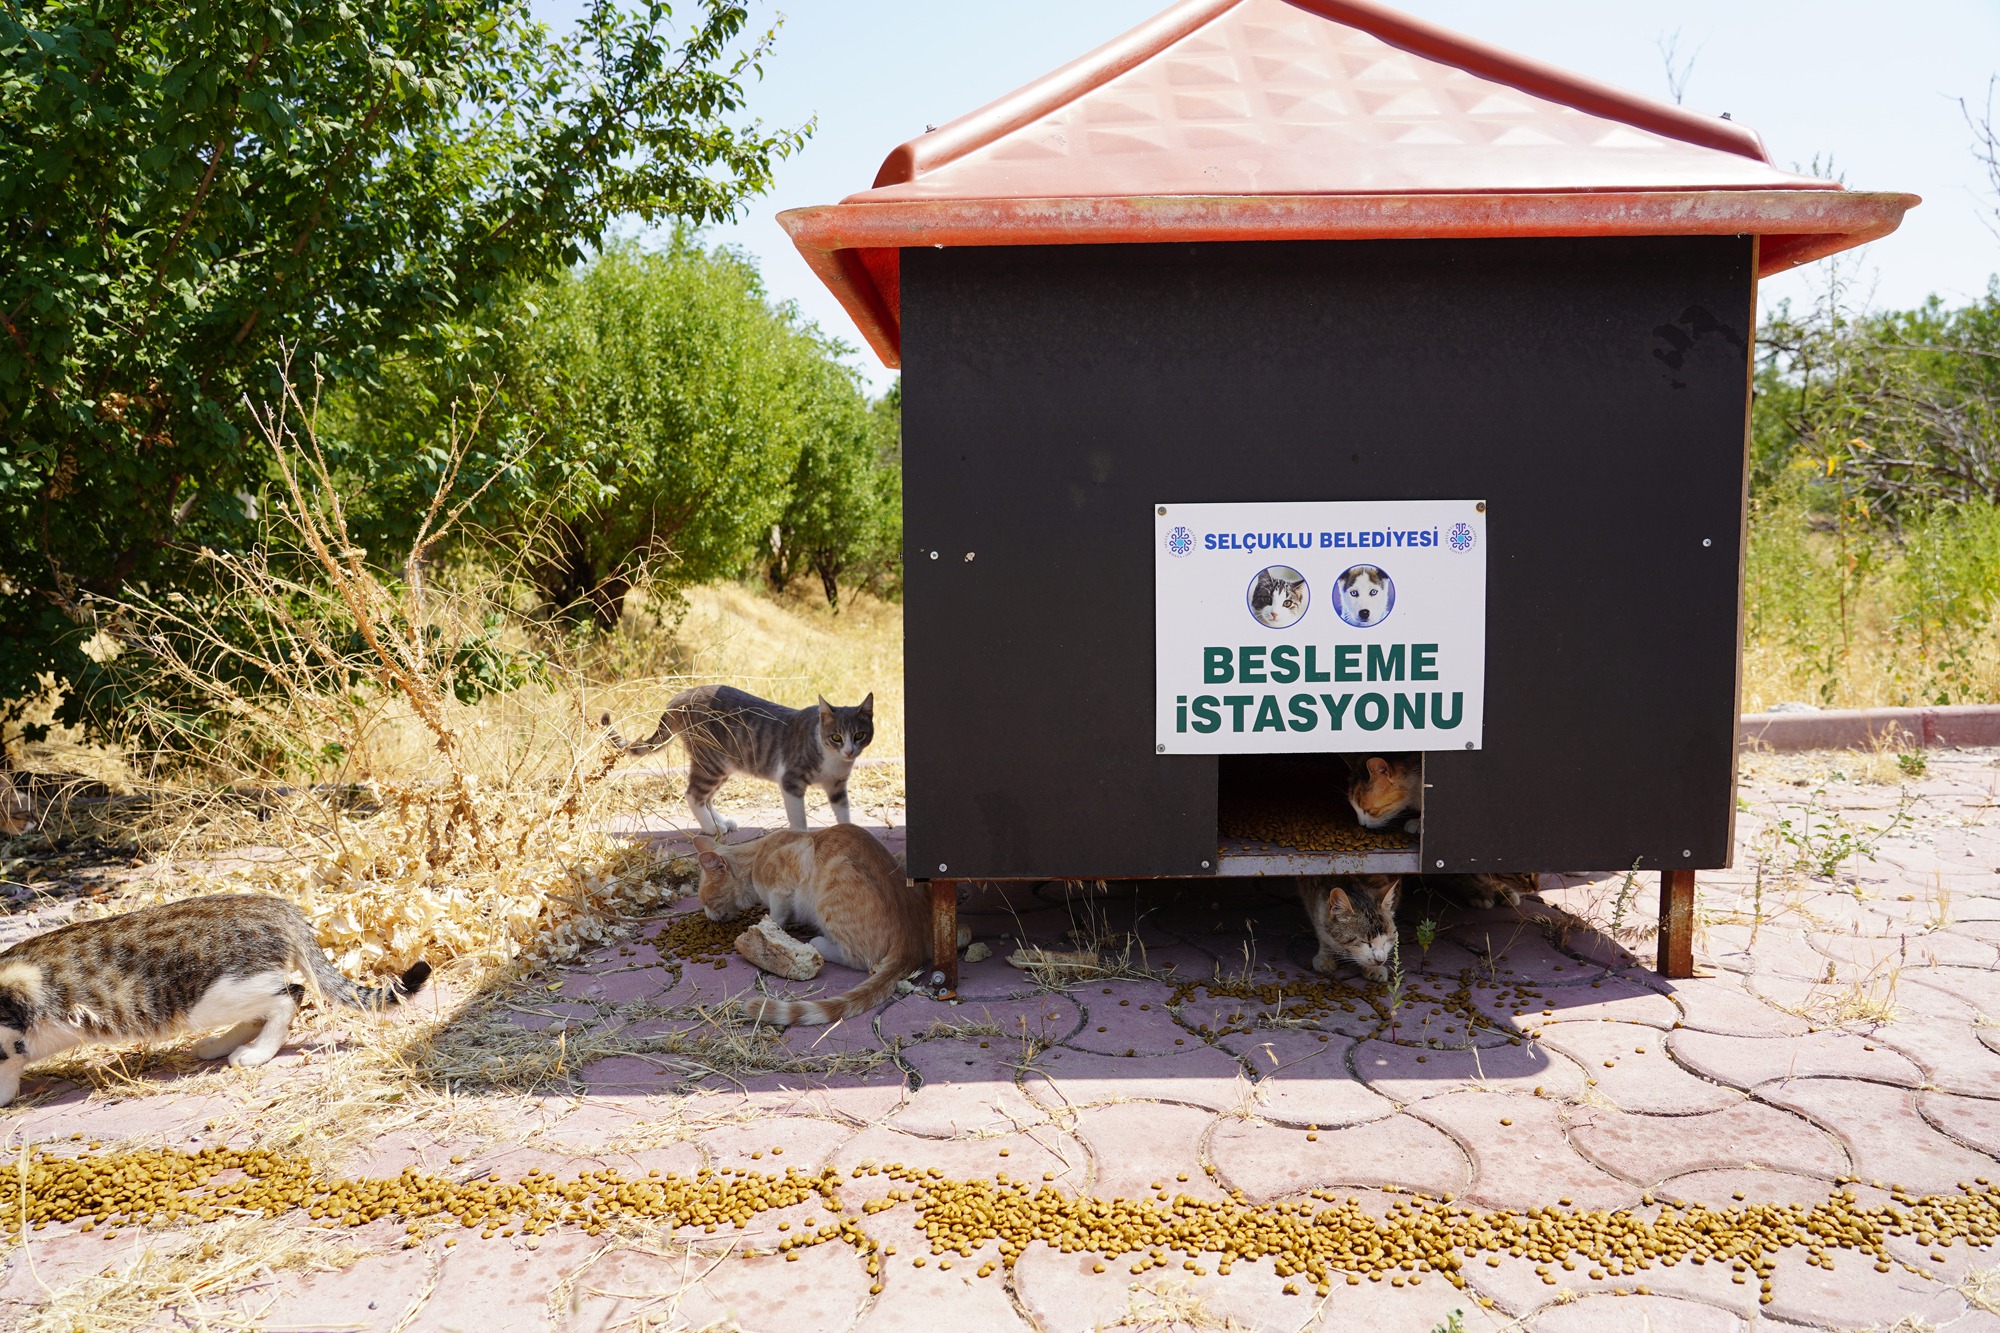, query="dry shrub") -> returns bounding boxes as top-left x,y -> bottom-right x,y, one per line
66,374 -> 678,980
